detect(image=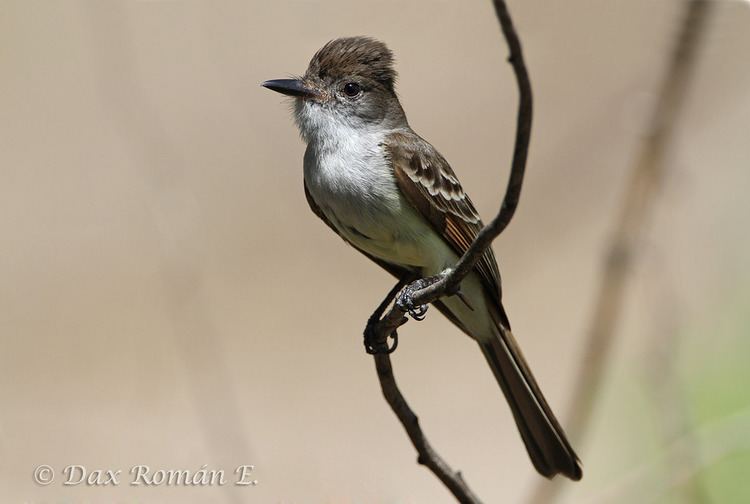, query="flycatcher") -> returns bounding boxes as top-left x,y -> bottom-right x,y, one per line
263,36 -> 582,480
